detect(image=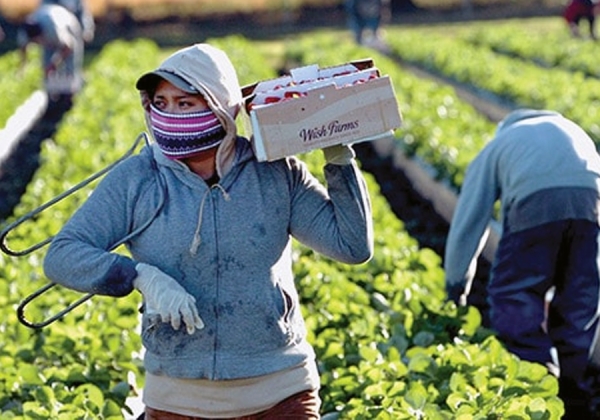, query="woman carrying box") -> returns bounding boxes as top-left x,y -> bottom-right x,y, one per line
43,43 -> 374,419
